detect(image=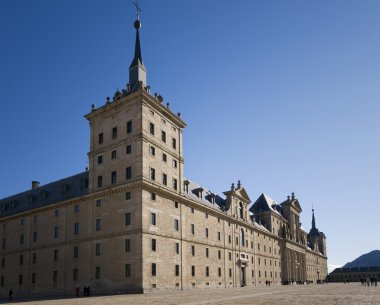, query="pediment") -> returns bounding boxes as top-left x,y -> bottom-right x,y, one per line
292,199 -> 302,212
235,187 -> 251,203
